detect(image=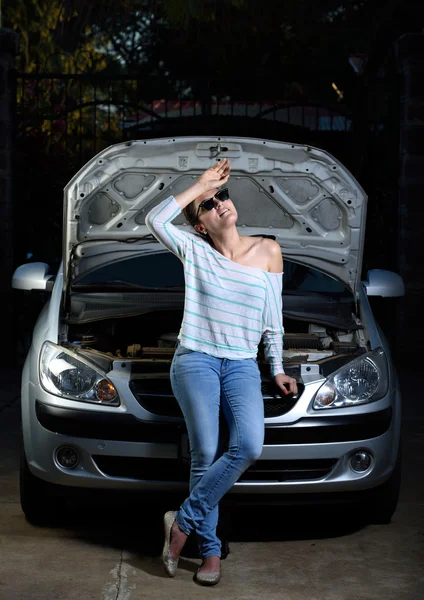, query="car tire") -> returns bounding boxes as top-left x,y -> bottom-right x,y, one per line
20,447 -> 66,526
366,443 -> 402,525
